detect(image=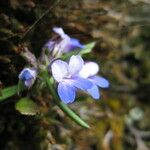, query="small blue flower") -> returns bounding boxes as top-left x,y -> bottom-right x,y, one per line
19,68 -> 37,88
50,55 -> 92,104
43,27 -> 84,57
79,62 -> 109,99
